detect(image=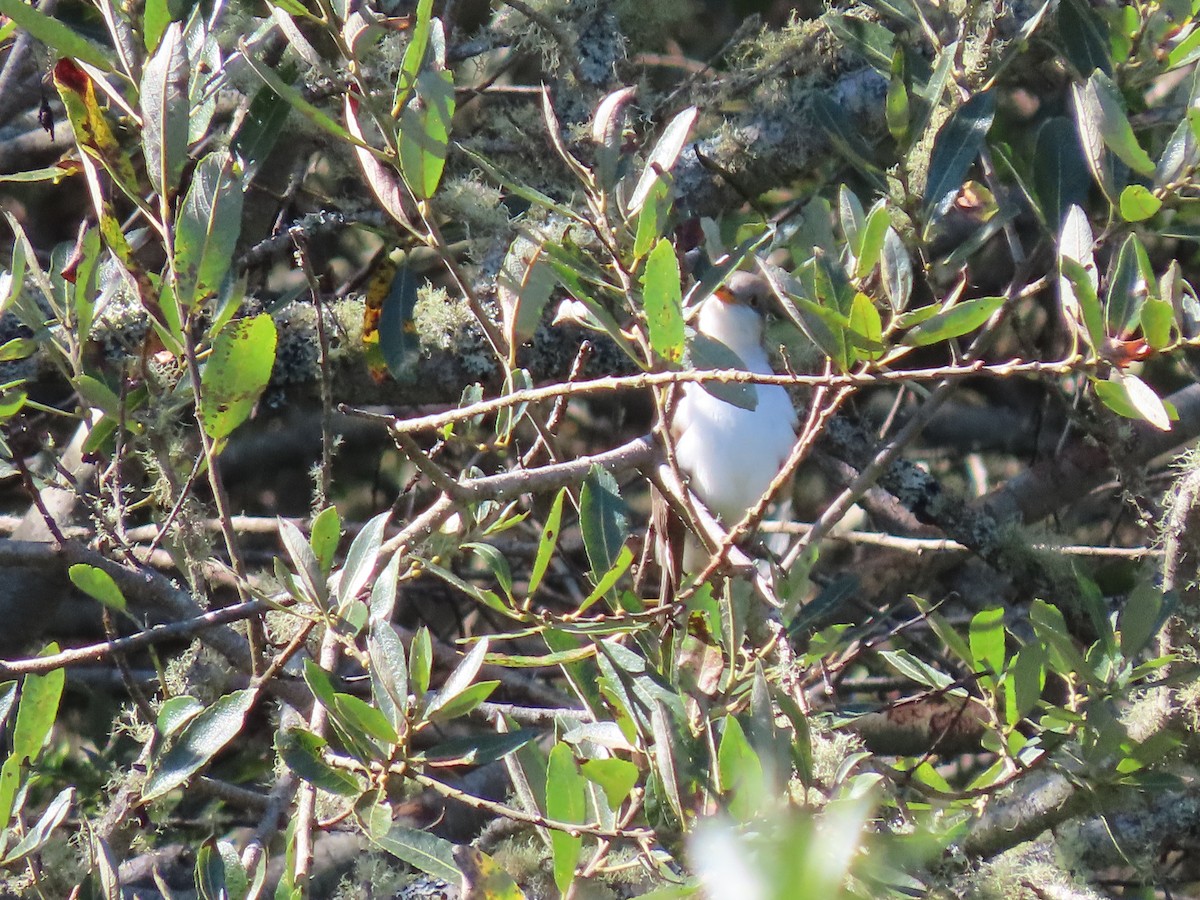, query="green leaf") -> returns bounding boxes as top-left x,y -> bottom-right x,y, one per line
886,47 -> 909,142
577,545 -> 634,615
1119,184 -> 1161,222
684,331 -> 756,410
140,21 -> 189,197
1140,297 -> 1174,351
1057,0 -> 1113,77
466,542 -> 514,601
371,823 -> 459,882
923,91 -> 995,224
278,728 -> 362,796
399,69 -> 455,200
880,226 -> 912,311
581,758 -> 639,811
812,94 -> 883,183
838,185 -> 865,251
68,564 -> 126,612
373,261 -> 422,382
394,0 -> 433,111
969,607 -> 1006,683
877,649 -> 957,692
423,730 -> 536,766
1094,372 -> 1170,431
424,637 -> 489,720
499,241 -> 556,347
824,12 -> 894,72
337,511 -> 388,609
1119,581 -> 1165,658
528,488 -> 566,597
199,314 -> 277,441
0,787 -> 73,866
1008,643 -> 1046,724
425,680 -> 499,723
143,690 -> 255,801
642,239 -> 685,364
310,506 -> 341,576
634,177 -> 672,260
175,151 -> 245,308
157,695 -> 203,736
410,626 -> 432,698
580,465 -> 629,578
1104,234 -> 1144,338
0,652 -> 64,828
848,293 -> 883,361
232,81 -> 293,183
0,0 -> 113,70
717,716 -> 765,822
545,743 -> 585,894
1156,117 -> 1198,188
368,620 -> 409,731
901,296 -> 1004,346
855,202 -> 889,279
240,43 -> 364,150
1080,72 -> 1155,177
628,106 -> 697,216
1033,117 -> 1090,230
